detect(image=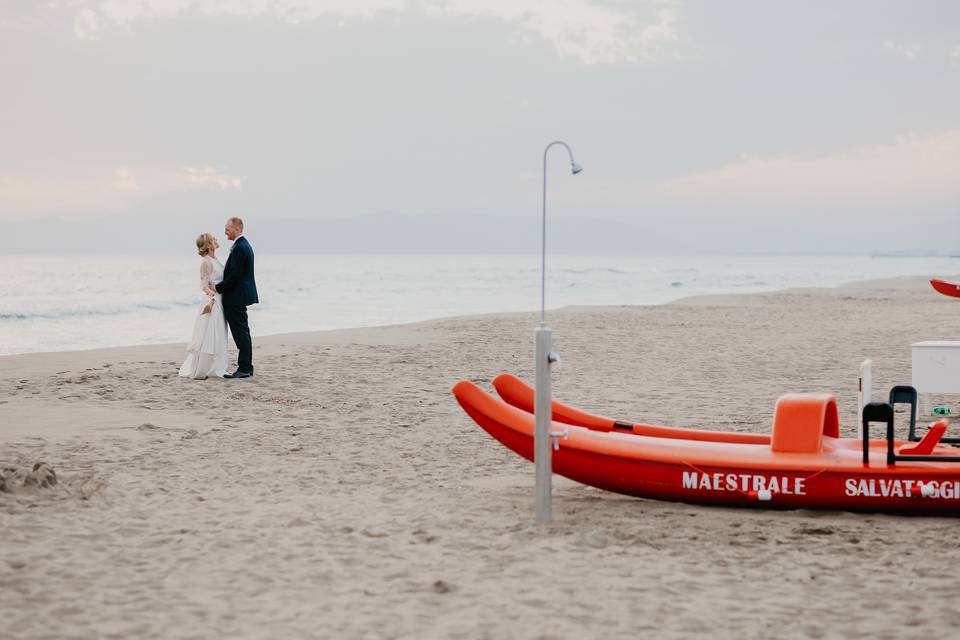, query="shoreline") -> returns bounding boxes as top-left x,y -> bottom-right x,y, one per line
1,273 -> 947,368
